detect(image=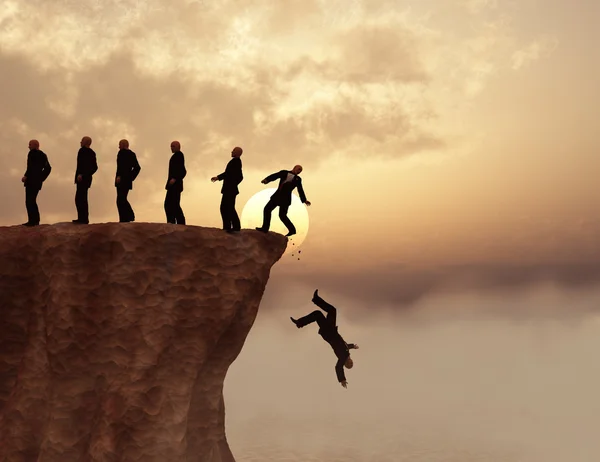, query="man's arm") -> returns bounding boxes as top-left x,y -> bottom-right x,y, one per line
41,154 -> 52,182
115,152 -> 121,177
297,178 -> 308,203
347,343 -> 357,349
231,157 -> 243,184
217,158 -> 240,182
335,357 -> 346,384
82,149 -> 98,177
23,152 -> 31,178
262,170 -> 284,183
172,152 -> 186,182
131,153 -> 141,181
89,150 -> 98,176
